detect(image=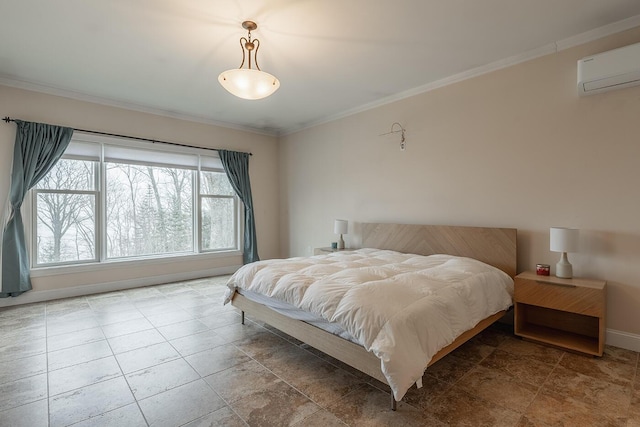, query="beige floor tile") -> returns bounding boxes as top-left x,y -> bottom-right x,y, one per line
182,406 -> 246,427
185,343 -> 251,377
156,318 -> 210,340
230,380 -> 320,427
326,384 -> 442,427
126,358 -> 200,400
169,329 -> 229,356
212,320 -> 266,343
472,321 -> 513,347
425,354 -> 477,384
48,356 -> 122,396
628,387 -> 640,422
101,316 -> 154,338
427,386 -> 522,427
107,328 -> 166,354
0,373 -> 48,412
455,364 -> 538,412
0,336 -> 46,363
542,364 -> 632,418
480,348 -> 555,386
450,338 -> 496,363
0,398 -> 48,427
49,376 -> 135,427
234,329 -> 297,361
560,351 -> 635,387
400,374 -> 451,410
292,409 -> 348,426
0,303 -> 45,320
48,340 -> 112,371
138,379 -> 225,427
0,316 -> 45,339
115,341 -> 180,374
498,336 -> 564,365
146,308 -> 196,328
199,310 -> 243,329
69,403 -> 147,427
525,388 -> 627,427
47,316 -> 100,336
260,345 -> 365,407
93,308 -> 145,326
603,346 -> 639,366
46,326 -> 105,352
1,278 -> 638,427
0,353 -> 47,386
205,359 -> 282,403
